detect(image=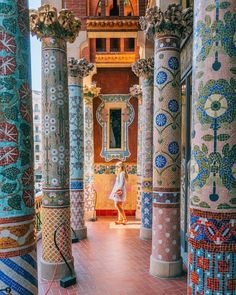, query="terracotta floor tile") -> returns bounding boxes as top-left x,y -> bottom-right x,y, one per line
37,217 -> 187,295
